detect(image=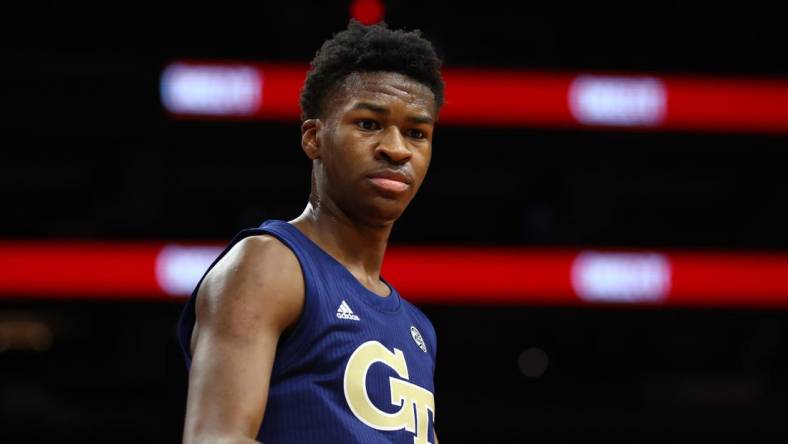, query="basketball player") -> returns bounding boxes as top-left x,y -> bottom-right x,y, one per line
177,20 -> 444,443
